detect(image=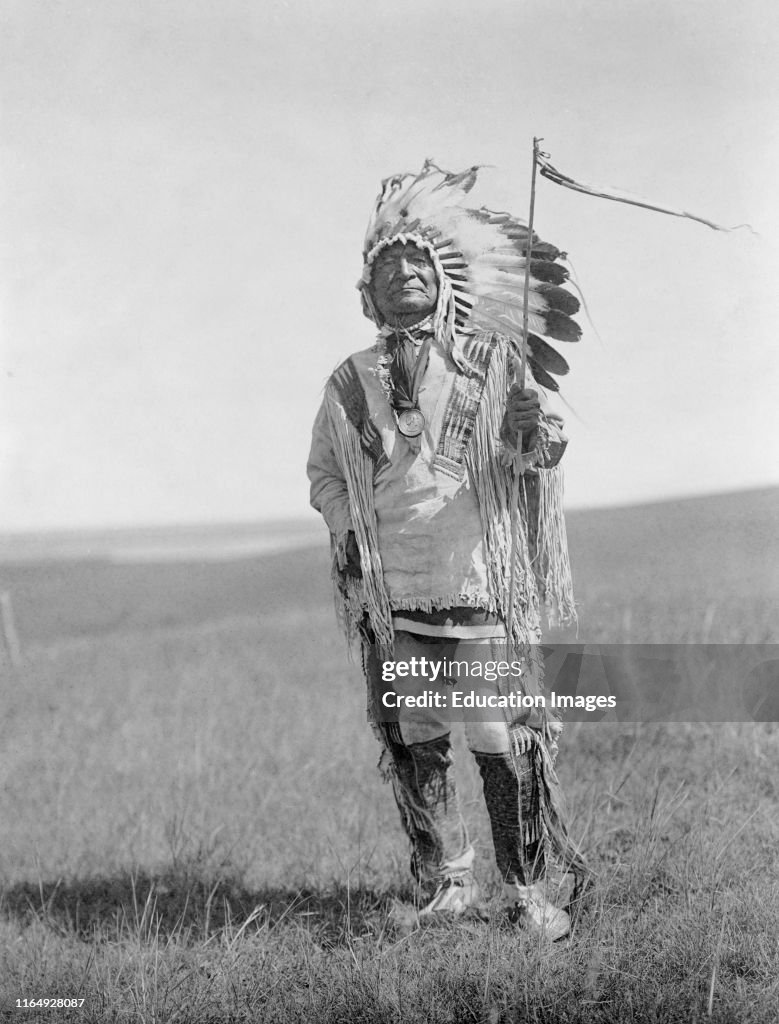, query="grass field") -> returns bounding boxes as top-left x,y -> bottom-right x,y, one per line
1,488 -> 778,1023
